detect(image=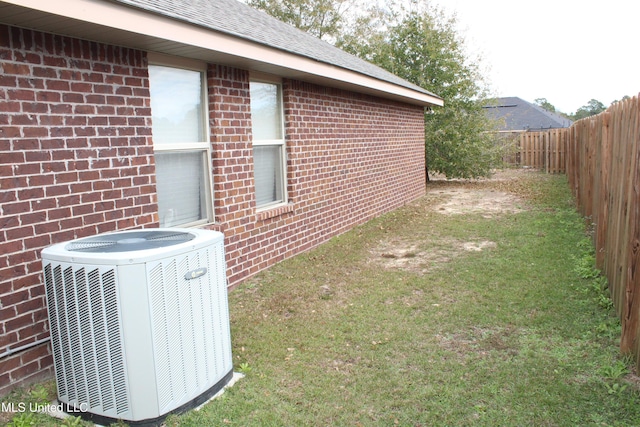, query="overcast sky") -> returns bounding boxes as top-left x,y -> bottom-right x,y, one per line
429,0 -> 639,114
